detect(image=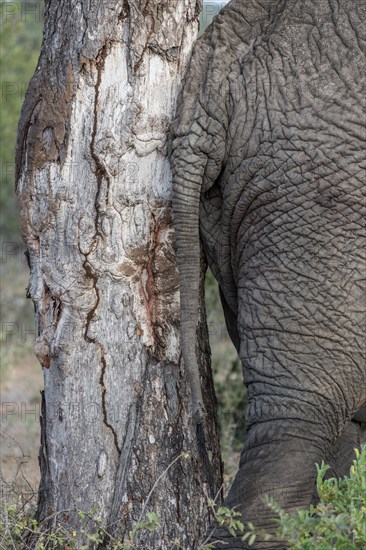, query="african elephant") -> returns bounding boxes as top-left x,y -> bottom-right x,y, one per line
171,0 -> 366,547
